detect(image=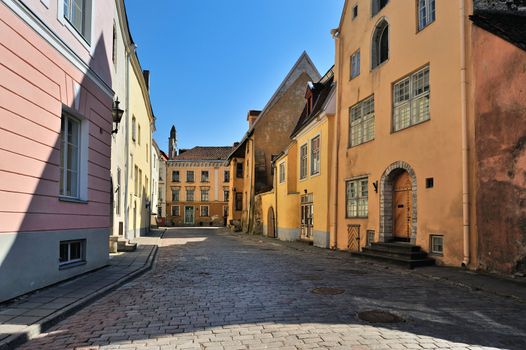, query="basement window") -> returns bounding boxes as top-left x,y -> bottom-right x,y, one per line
59,239 -> 86,268
430,235 -> 443,255
426,177 -> 434,188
